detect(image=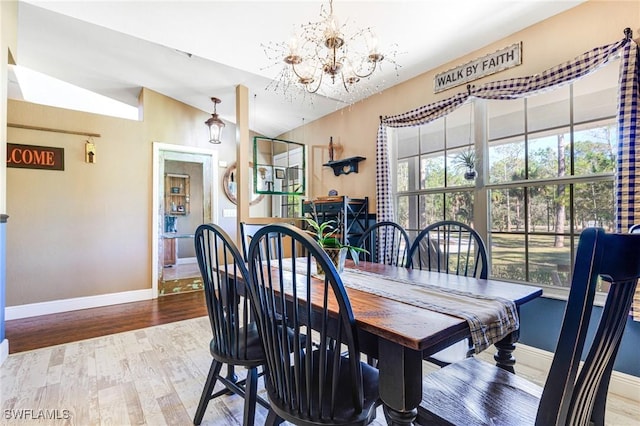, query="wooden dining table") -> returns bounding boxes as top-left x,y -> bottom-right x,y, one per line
336,261 -> 542,425
237,258 -> 543,425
